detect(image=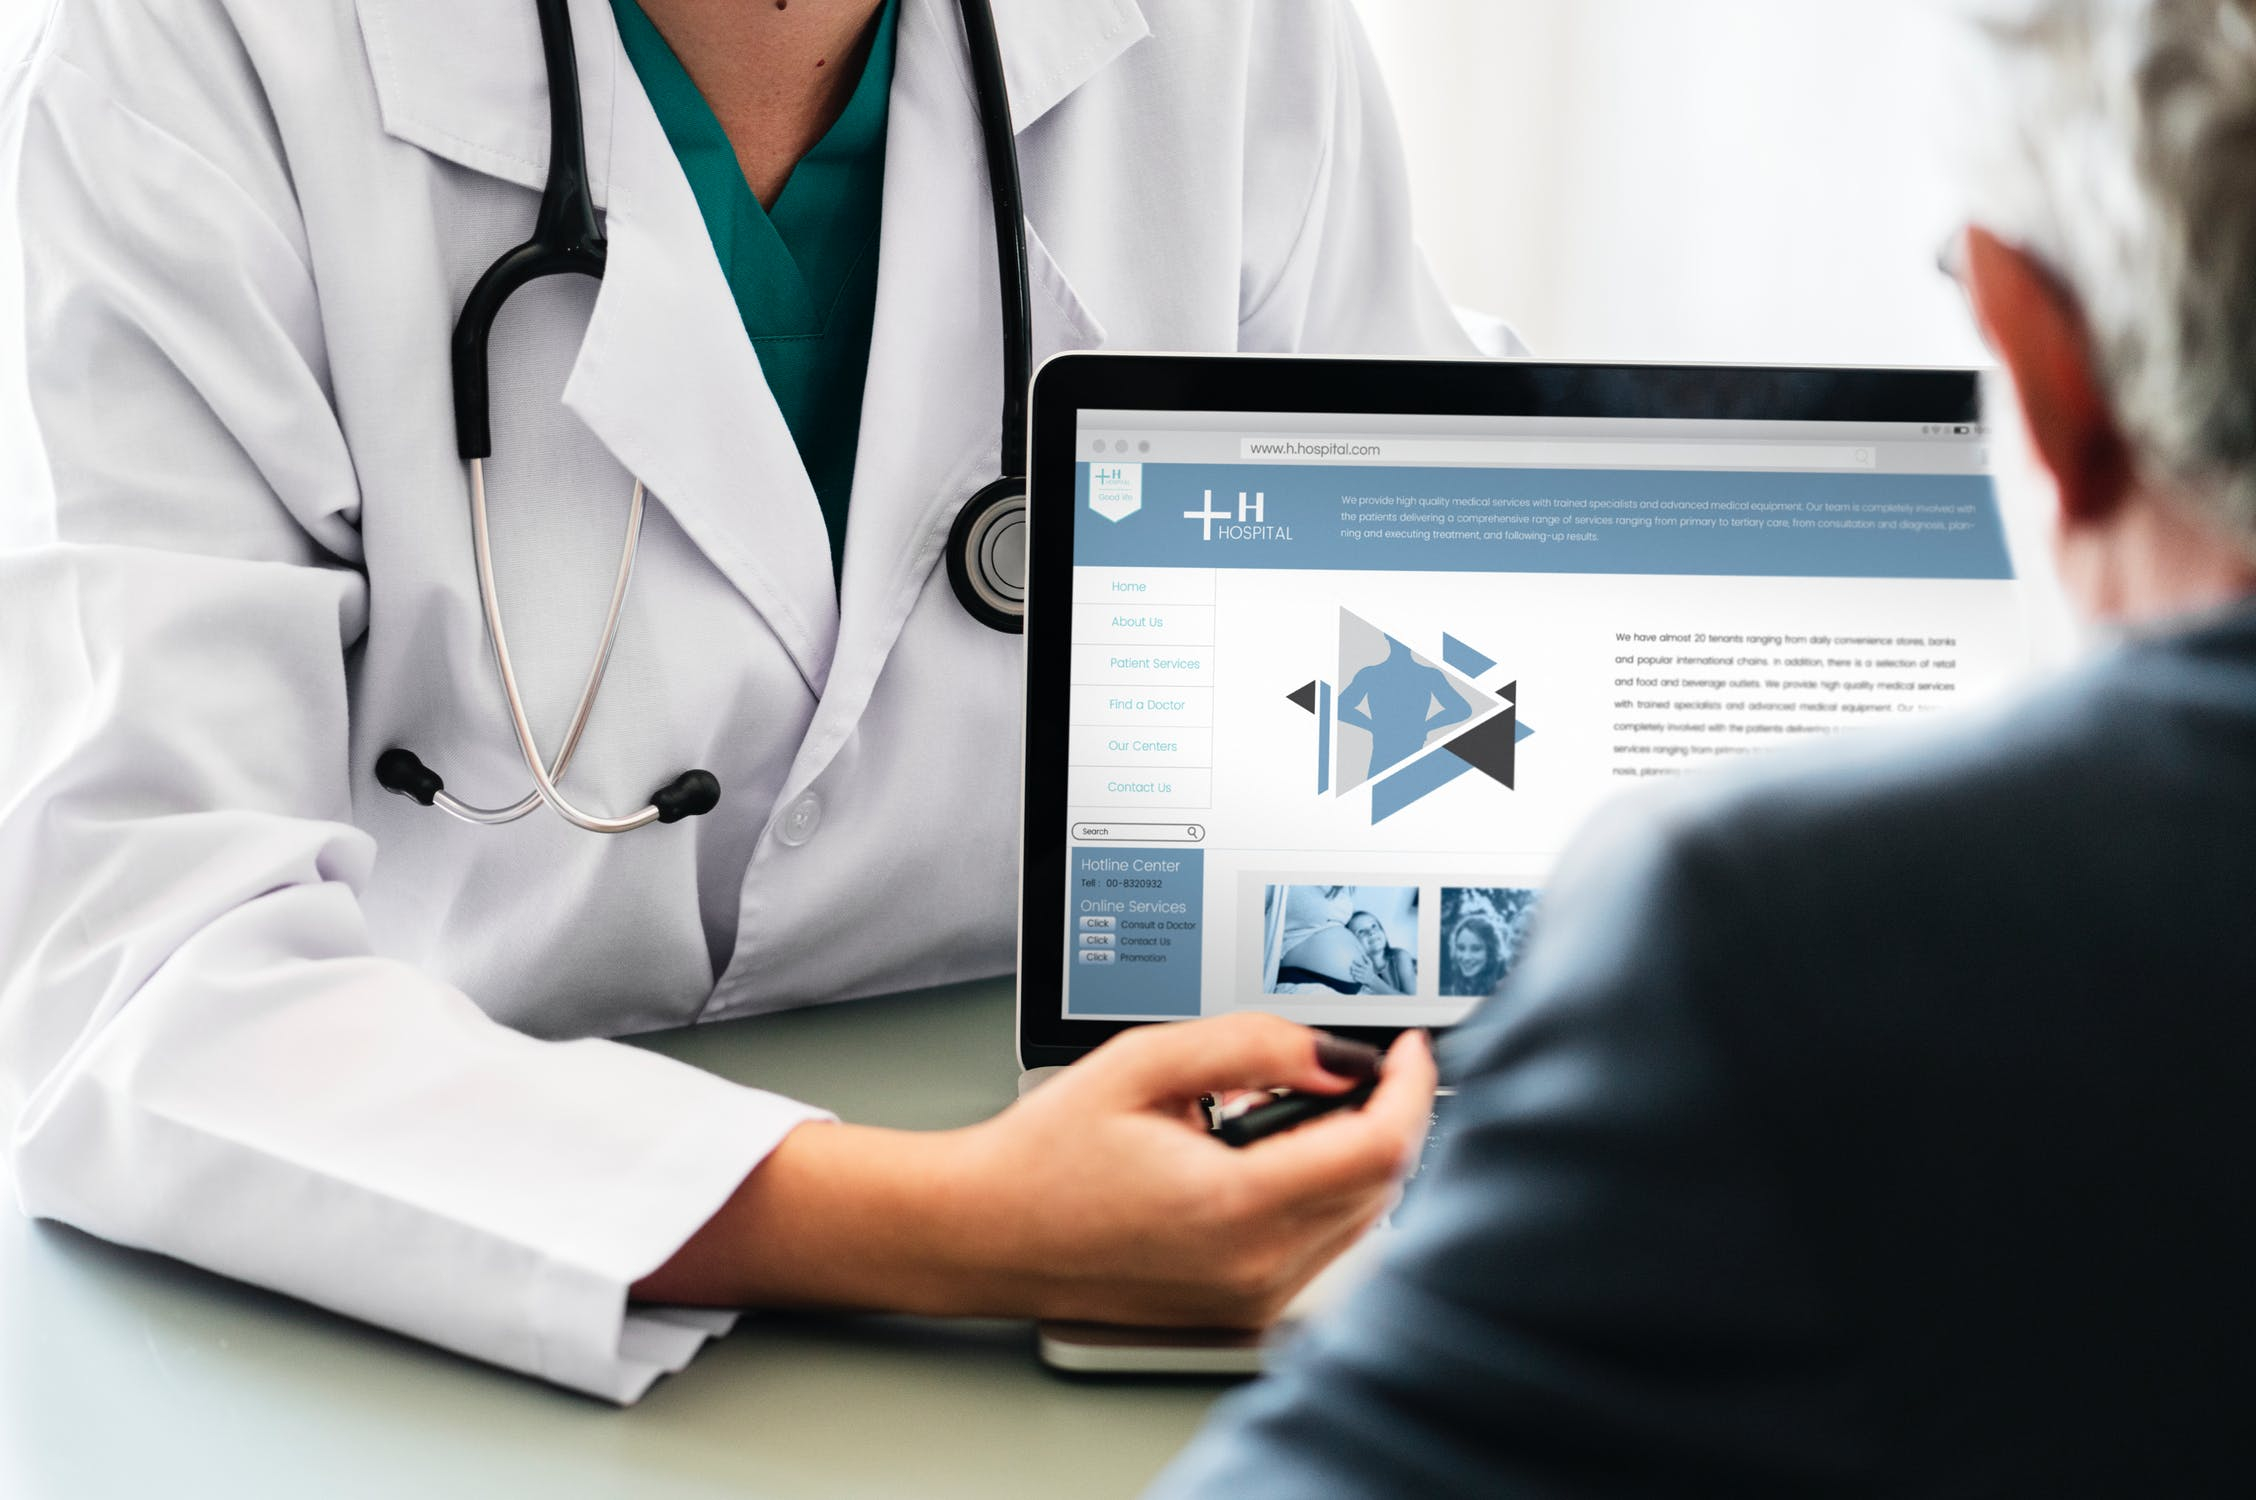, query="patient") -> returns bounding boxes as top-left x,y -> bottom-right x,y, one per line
1346,912 -> 1415,996
1272,886 -> 1416,995
1154,2 -> 2256,1493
